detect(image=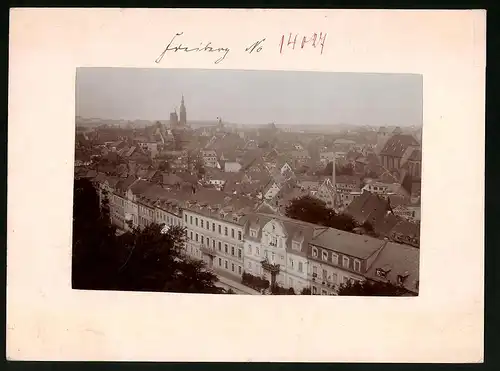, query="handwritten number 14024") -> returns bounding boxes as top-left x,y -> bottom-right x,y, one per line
279,32 -> 327,54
